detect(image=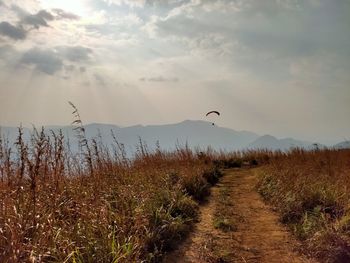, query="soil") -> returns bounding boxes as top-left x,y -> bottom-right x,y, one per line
163,168 -> 317,263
